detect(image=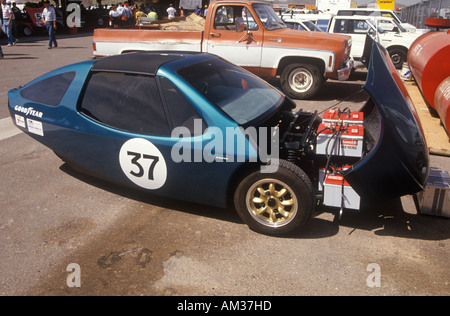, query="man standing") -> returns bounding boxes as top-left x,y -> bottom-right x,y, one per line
0,6 -> 3,58
194,5 -> 201,16
42,0 -> 57,49
1,0 -> 17,47
166,3 -> 176,19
